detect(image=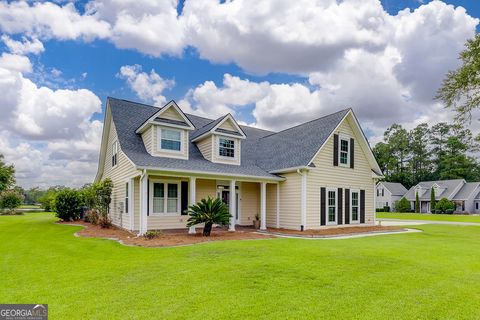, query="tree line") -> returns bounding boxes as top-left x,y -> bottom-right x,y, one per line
373,122 -> 480,189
